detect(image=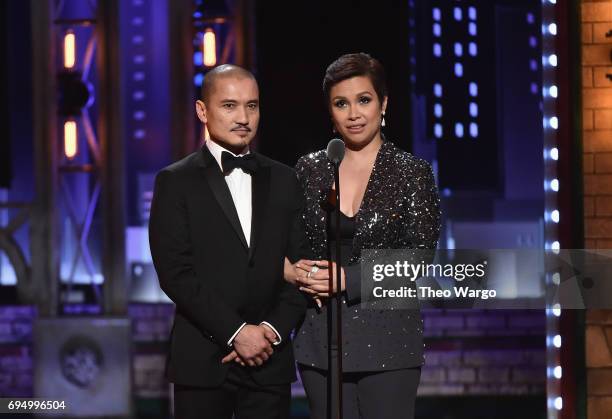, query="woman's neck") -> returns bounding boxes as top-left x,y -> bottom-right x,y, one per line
343,134 -> 383,164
